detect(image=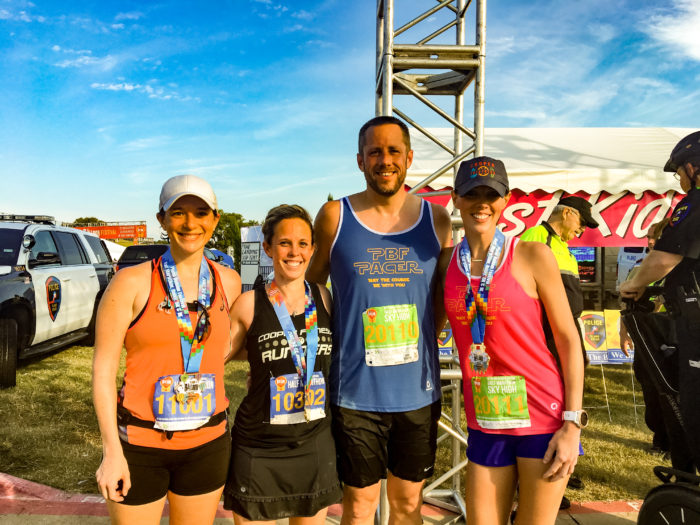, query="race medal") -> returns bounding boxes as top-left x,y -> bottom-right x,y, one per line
152,250 -> 215,431
269,371 -> 326,425
267,280 -> 320,419
458,230 -> 505,375
152,373 -> 216,431
363,304 -> 420,366
471,375 -> 531,429
469,343 -> 490,374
